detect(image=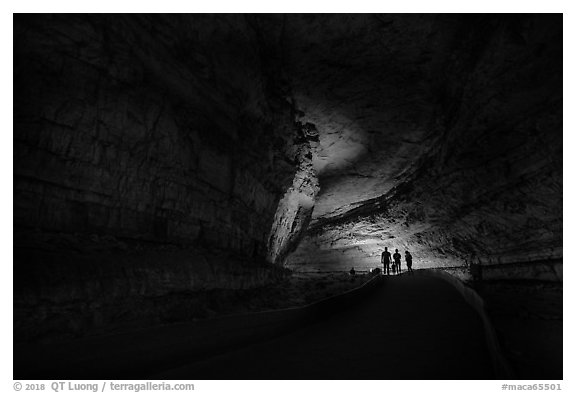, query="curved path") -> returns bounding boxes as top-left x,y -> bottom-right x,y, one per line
153,274 -> 494,379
